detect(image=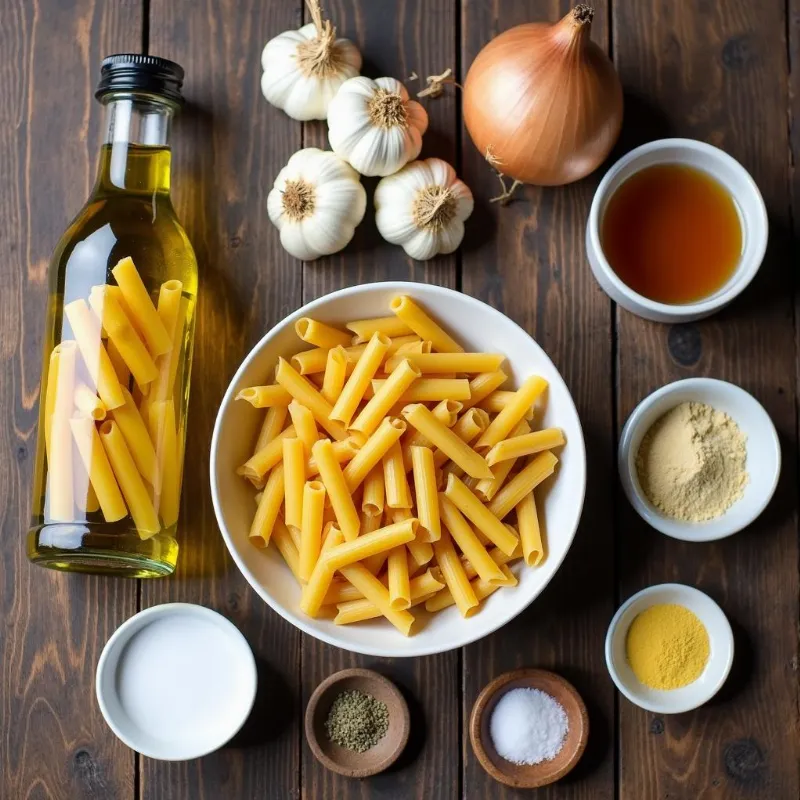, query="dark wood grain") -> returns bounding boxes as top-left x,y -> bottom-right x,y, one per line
613,1 -> 800,798
300,2 -> 461,799
141,1 -> 303,798
0,1 -> 142,799
459,2 -> 616,799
